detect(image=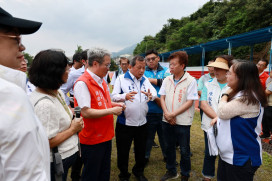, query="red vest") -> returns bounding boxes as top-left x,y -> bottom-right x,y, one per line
259,72 -> 269,90
74,71 -> 114,145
